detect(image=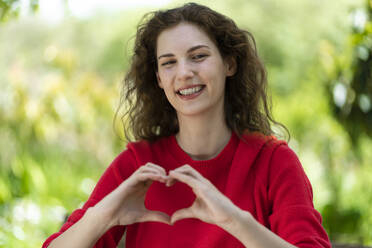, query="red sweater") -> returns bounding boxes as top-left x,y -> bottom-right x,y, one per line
43,132 -> 331,248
